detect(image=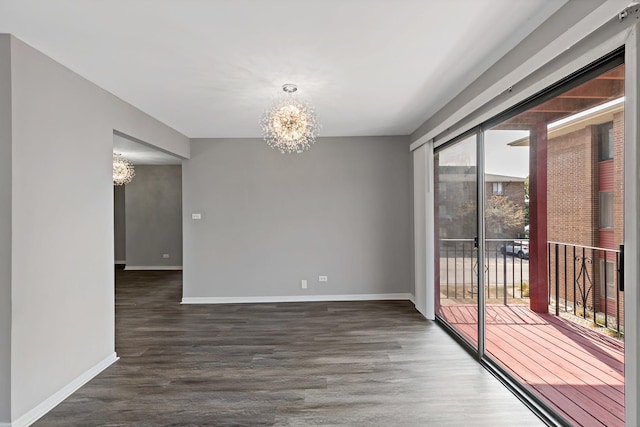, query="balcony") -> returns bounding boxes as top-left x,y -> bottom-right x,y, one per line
437,239 -> 624,426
